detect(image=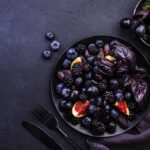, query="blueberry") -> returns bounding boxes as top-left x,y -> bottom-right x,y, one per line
82,117 -> 92,127
81,88 -> 87,93
87,86 -> 99,96
88,43 -> 98,54
65,101 -> 72,110
66,48 -> 78,60
125,92 -> 132,101
90,98 -> 96,104
70,90 -> 79,99
59,99 -> 66,109
85,72 -> 92,79
110,109 -> 120,120
105,105 -> 110,113
110,79 -> 119,90
61,88 -> 71,98
120,18 -> 132,29
42,50 -> 52,59
62,59 -> 71,69
93,66 -> 101,74
96,97 -> 103,106
75,77 -> 83,87
147,25 -> 150,34
106,122 -> 116,133
115,92 -> 124,100
87,56 -> 95,64
88,105 -> 96,114
46,32 -> 55,40
56,83 -> 64,94
110,40 -> 120,48
135,24 -> 146,37
116,89 -> 124,94
95,40 -> 104,48
50,40 -> 61,51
